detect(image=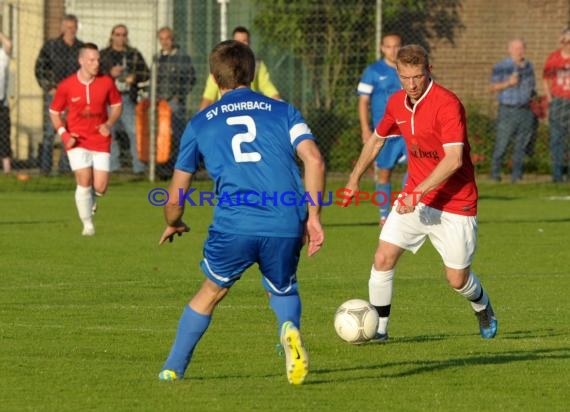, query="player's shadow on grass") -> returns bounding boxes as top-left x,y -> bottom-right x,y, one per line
307,347 -> 570,384
500,328 -> 565,339
479,217 -> 570,224
0,219 -> 66,225
381,347 -> 570,378
325,221 -> 383,227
